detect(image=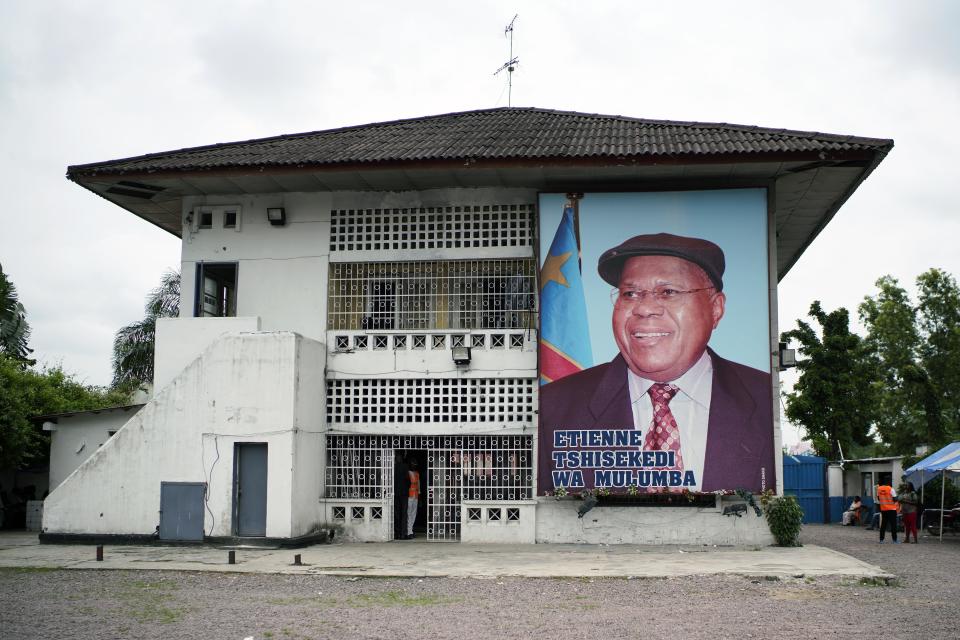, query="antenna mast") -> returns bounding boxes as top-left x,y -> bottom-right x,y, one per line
493,14 -> 519,106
